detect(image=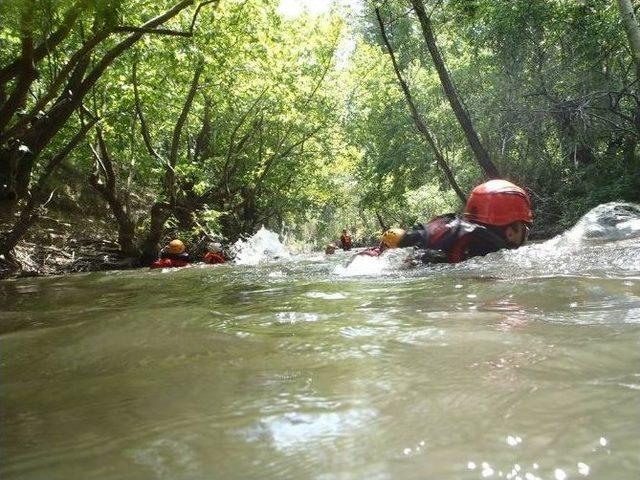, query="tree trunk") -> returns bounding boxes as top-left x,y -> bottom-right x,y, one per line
1,118 -> 97,256
409,0 -> 500,178
136,62 -> 204,264
88,128 -> 138,257
375,7 -> 467,204
139,203 -> 172,265
375,211 -> 388,232
618,0 -> 640,80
